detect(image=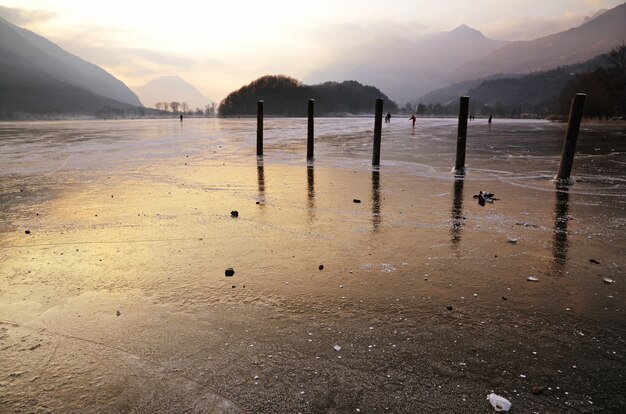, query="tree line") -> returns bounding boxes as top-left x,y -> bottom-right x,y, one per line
154,101 -> 218,116
558,44 -> 625,119
218,75 -> 399,116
